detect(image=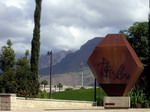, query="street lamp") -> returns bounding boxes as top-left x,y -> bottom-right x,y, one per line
94,78 -> 97,103
93,78 -> 97,106
47,50 -> 52,99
